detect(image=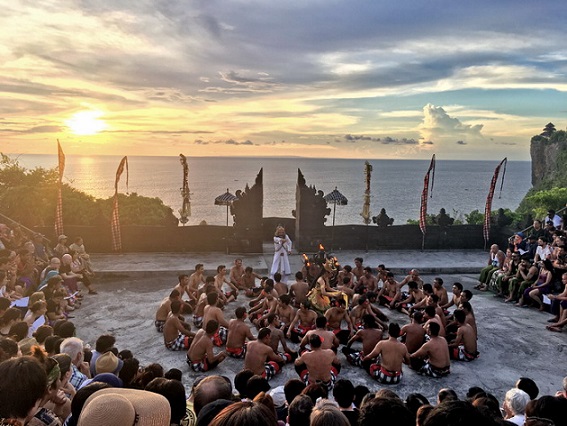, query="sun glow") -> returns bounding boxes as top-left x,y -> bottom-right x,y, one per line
65,110 -> 107,135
